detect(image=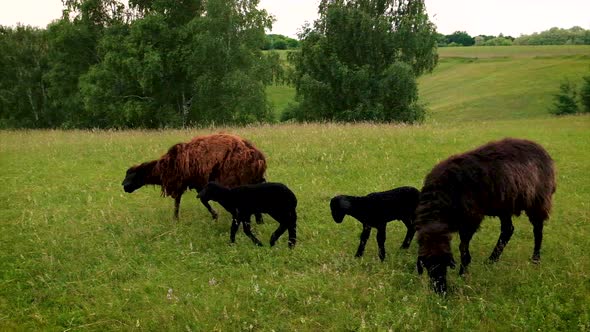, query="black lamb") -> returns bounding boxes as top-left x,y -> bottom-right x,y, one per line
330,186 -> 421,261
197,182 -> 298,248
